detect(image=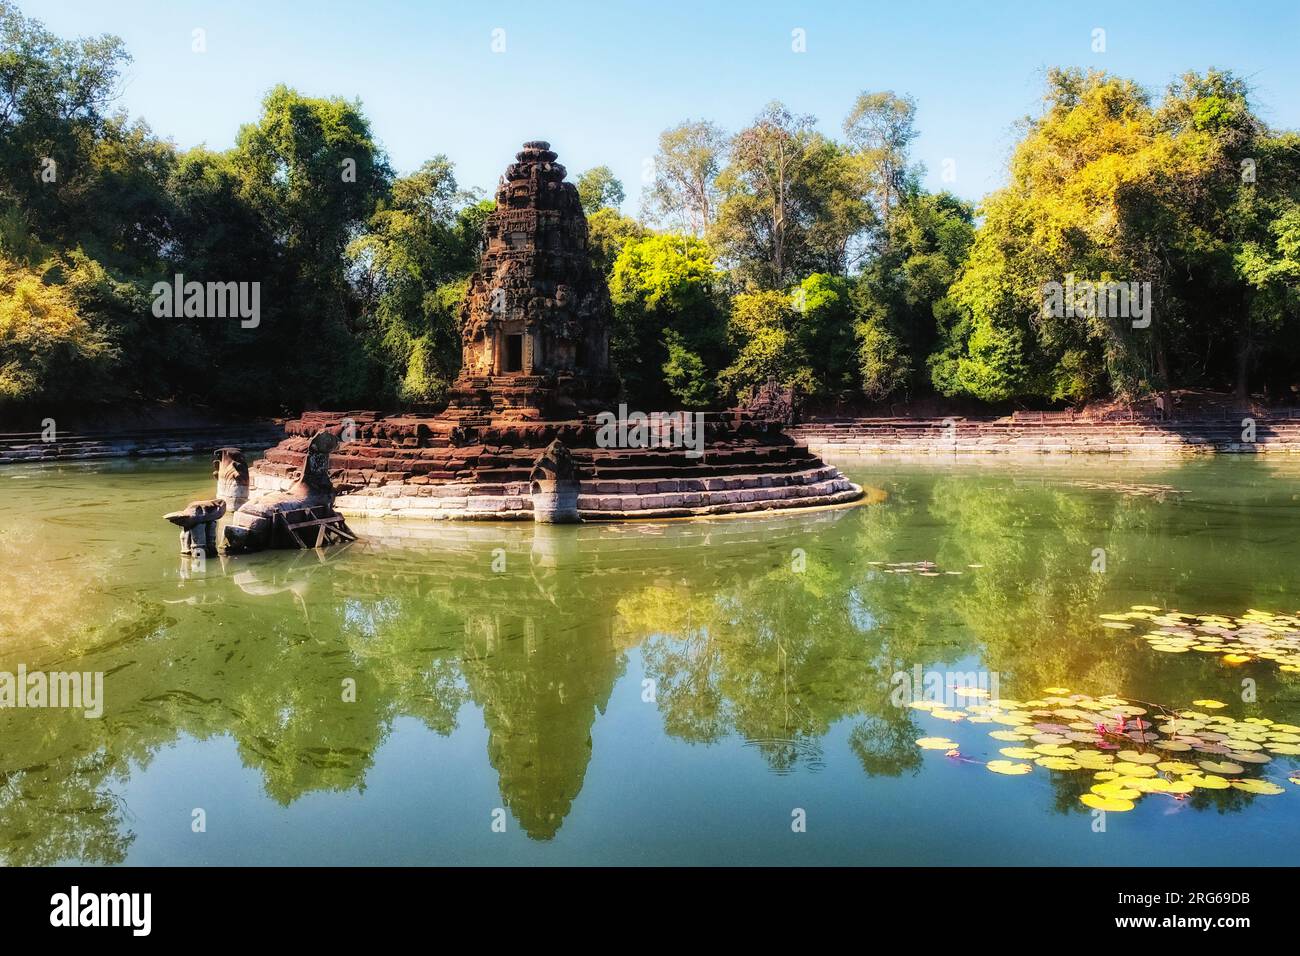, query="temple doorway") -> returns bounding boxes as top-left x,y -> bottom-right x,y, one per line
504,334 -> 524,373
